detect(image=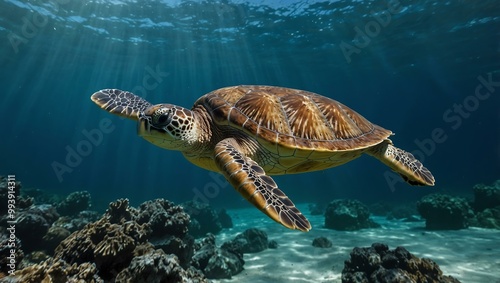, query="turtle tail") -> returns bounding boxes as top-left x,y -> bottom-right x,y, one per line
367,140 -> 435,186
